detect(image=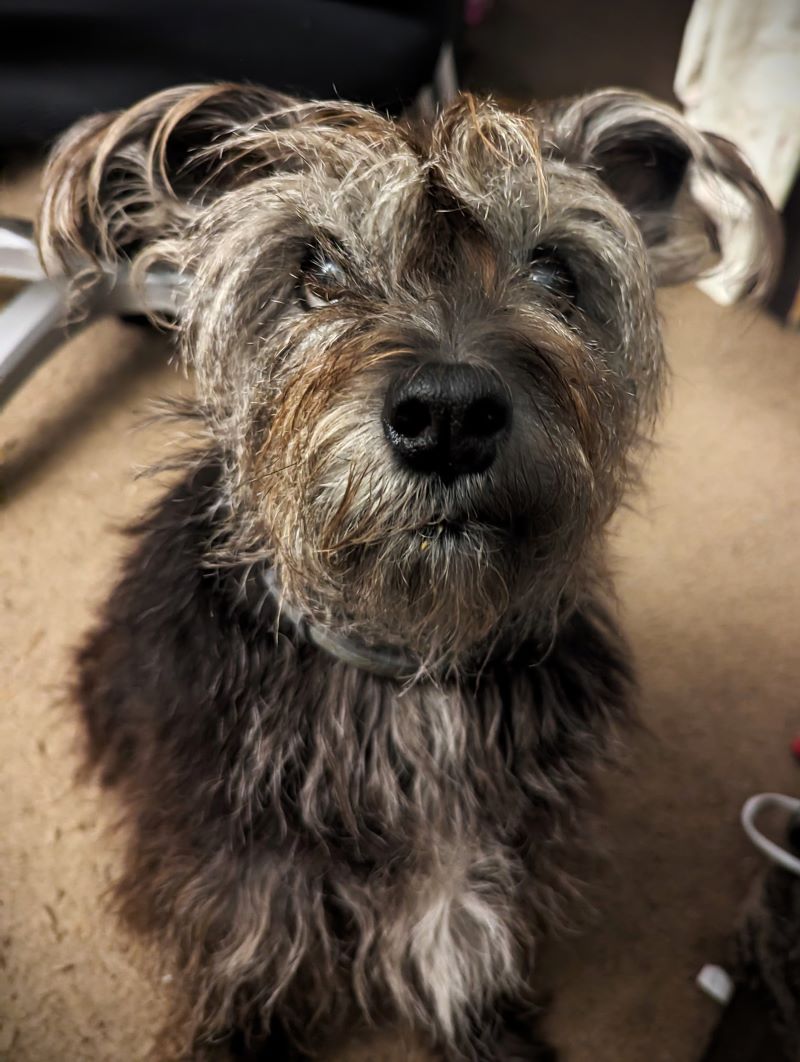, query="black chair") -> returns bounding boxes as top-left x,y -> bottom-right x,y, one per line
0,0 -> 460,148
